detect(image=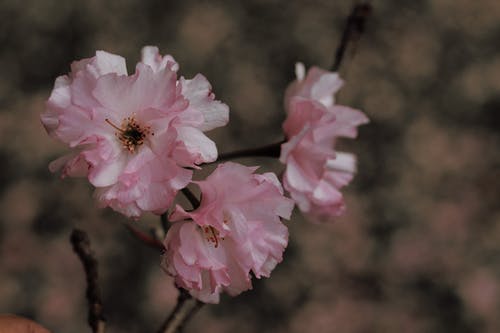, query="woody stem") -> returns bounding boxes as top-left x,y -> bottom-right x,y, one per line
216,140 -> 284,162
157,289 -> 203,333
